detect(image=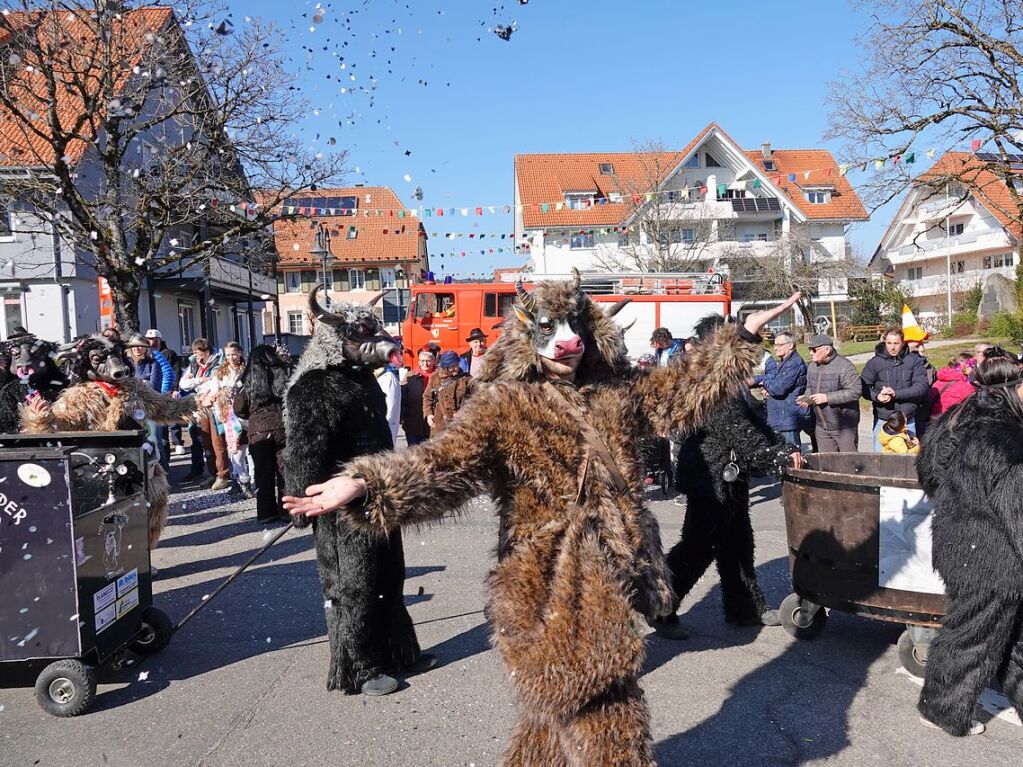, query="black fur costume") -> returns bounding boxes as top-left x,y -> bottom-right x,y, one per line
667,395 -> 793,623
284,300 -> 421,693
915,391 -> 1023,735
0,336 -> 69,433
